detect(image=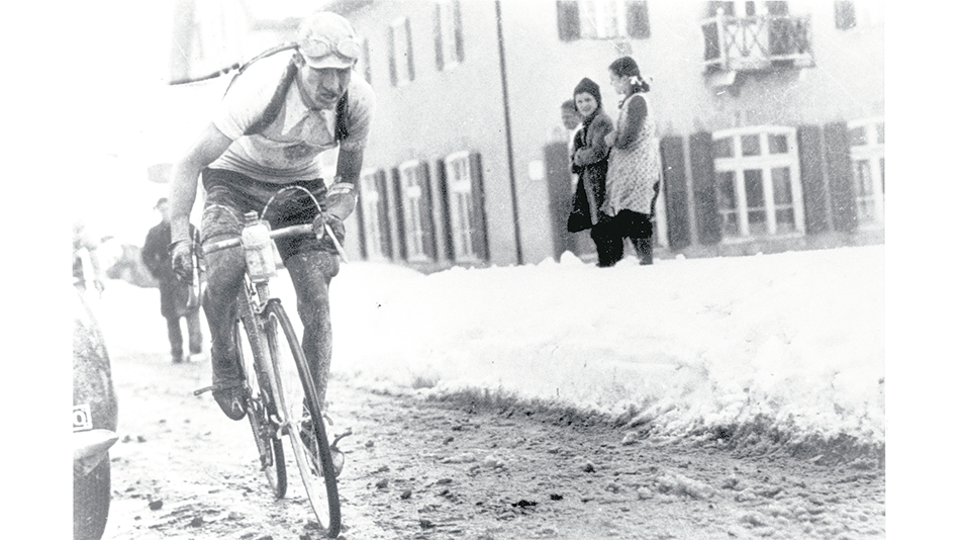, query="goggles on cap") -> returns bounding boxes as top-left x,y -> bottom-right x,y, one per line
300,36 -> 362,62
